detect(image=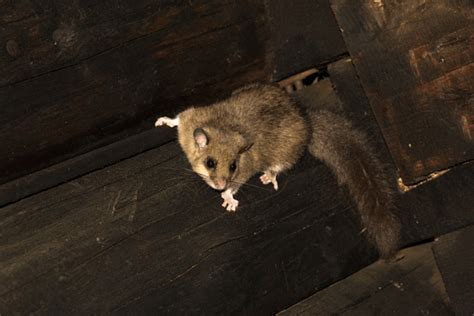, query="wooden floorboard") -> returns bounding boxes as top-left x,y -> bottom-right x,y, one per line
433,225 -> 474,315
327,57 -> 474,248
398,162 -> 474,246
330,0 -> 474,184
265,0 -> 346,81
0,141 -> 377,314
279,242 -> 453,315
0,128 -> 175,207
